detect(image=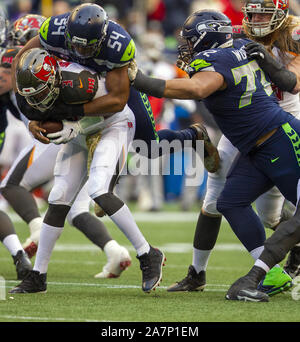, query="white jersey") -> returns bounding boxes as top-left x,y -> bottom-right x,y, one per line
272,47 -> 300,118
